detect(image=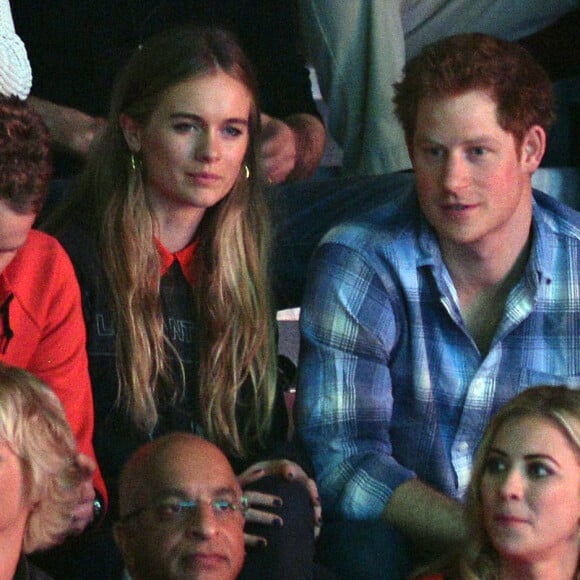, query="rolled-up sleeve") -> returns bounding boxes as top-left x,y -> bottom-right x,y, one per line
297,241 -> 415,520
